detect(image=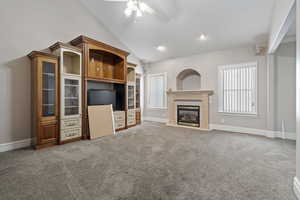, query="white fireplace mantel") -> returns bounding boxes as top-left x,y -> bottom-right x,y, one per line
166,89 -> 214,130
167,90 -> 214,96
